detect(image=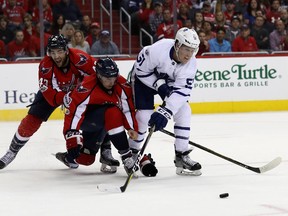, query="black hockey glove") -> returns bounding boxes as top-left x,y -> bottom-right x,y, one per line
140,154 -> 158,177
148,106 -> 172,131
